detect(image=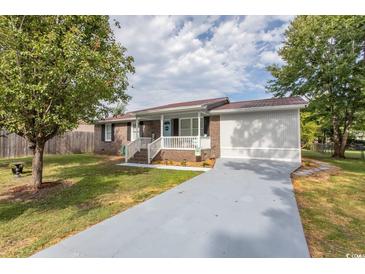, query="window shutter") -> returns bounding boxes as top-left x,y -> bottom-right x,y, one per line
111,124 -> 115,141
173,119 -> 179,136
101,124 -> 105,141
127,122 -> 131,141
204,116 -> 210,136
